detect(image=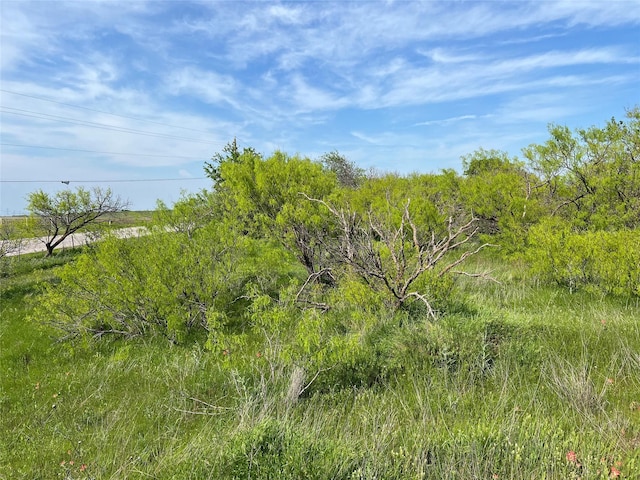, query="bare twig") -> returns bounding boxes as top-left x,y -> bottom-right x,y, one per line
171,407 -> 229,416
299,193 -> 489,314
405,291 -> 437,319
299,365 -> 335,396
438,242 -> 495,277
451,270 -> 502,284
